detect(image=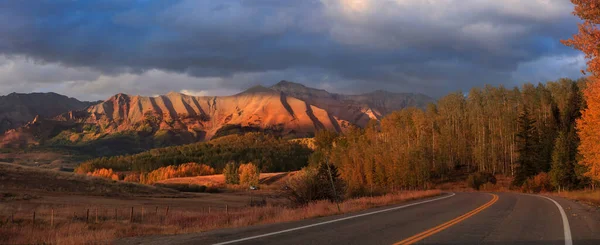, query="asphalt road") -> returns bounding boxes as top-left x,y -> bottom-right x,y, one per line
119,192 -> 600,245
